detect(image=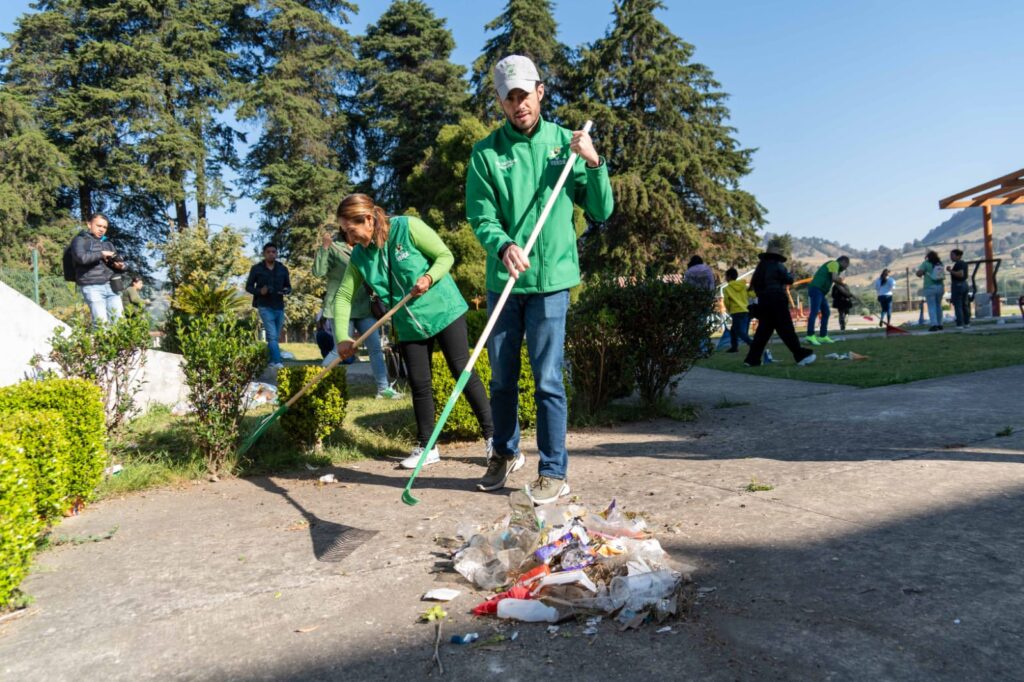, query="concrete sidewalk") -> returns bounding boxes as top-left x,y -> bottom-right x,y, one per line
3,366 -> 1024,680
